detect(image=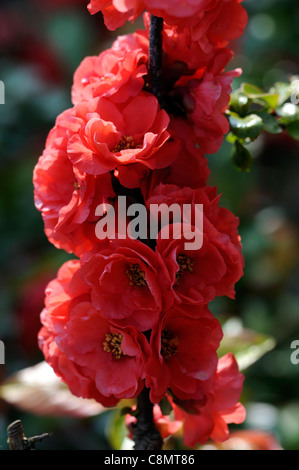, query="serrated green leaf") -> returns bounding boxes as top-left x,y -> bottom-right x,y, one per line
229,112 -> 263,140
218,318 -> 276,371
